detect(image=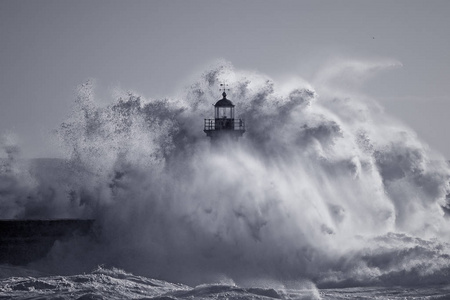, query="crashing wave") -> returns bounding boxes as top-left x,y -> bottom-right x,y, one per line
1,61 -> 449,288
